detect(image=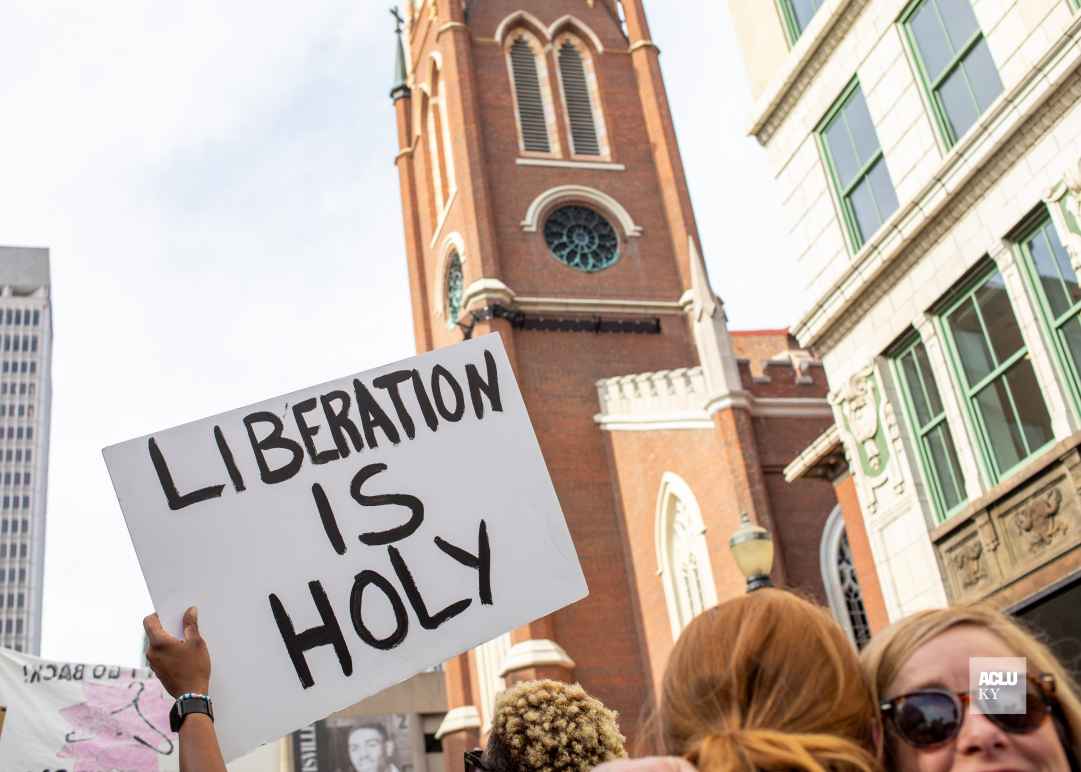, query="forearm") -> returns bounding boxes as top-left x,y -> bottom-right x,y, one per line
179,714 -> 227,772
